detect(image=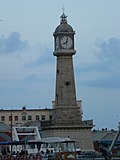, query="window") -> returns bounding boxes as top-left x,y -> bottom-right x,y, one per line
28,115 -> 32,121
41,115 -> 45,121
57,69 -> 59,74
9,115 -> 12,121
28,144 -> 35,149
49,115 -> 52,120
22,115 -> 26,121
65,81 -> 71,86
1,116 -> 5,121
15,116 -> 18,121
36,115 -> 39,121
